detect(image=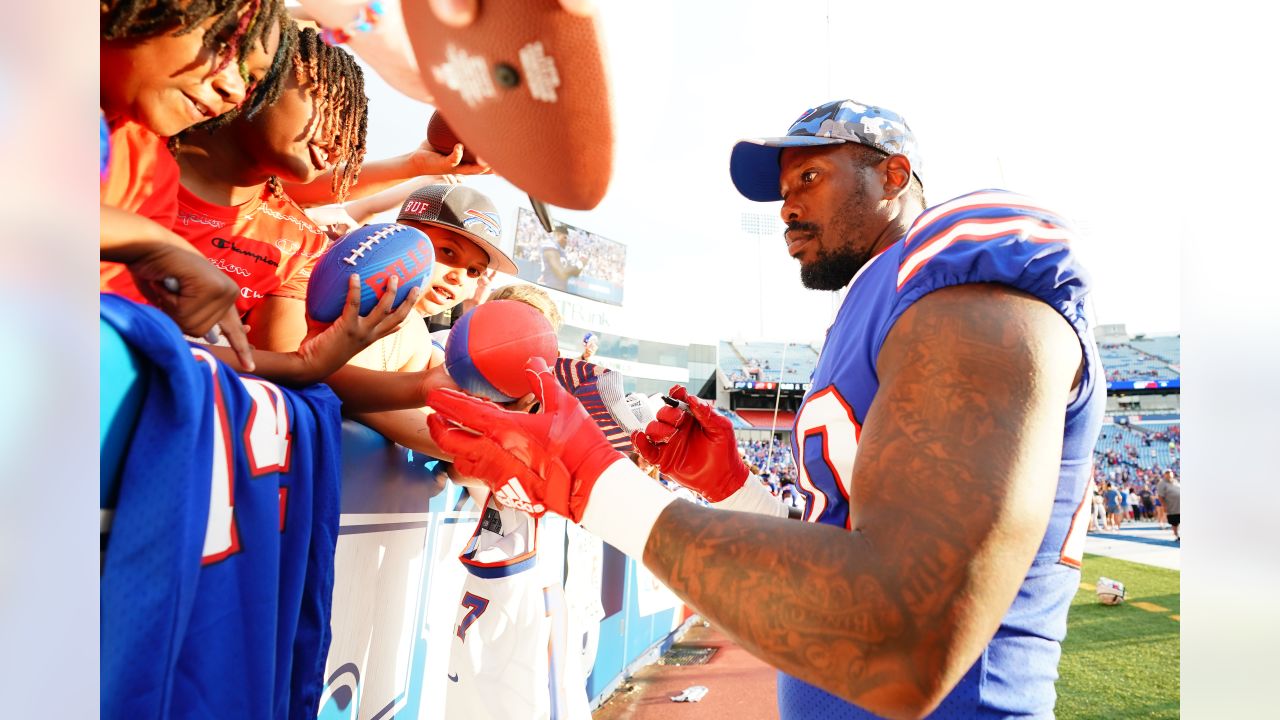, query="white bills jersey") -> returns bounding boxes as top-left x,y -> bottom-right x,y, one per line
444,492 -> 590,719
